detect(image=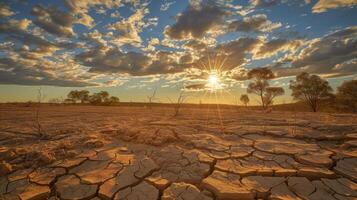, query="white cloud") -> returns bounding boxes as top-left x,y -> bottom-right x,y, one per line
312,0 -> 357,13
